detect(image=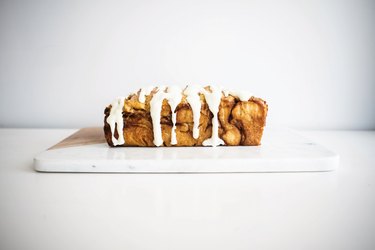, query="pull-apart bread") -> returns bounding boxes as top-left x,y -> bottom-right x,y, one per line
104,85 -> 268,147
